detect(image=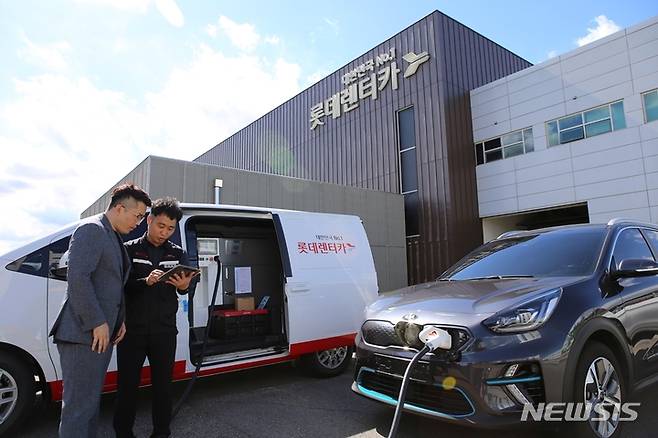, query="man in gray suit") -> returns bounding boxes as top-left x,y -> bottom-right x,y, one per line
50,183 -> 151,438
